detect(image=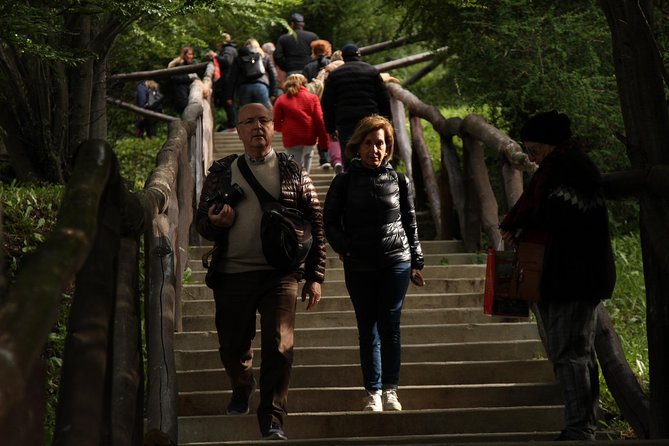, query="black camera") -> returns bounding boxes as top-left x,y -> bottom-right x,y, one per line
206,183 -> 245,214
